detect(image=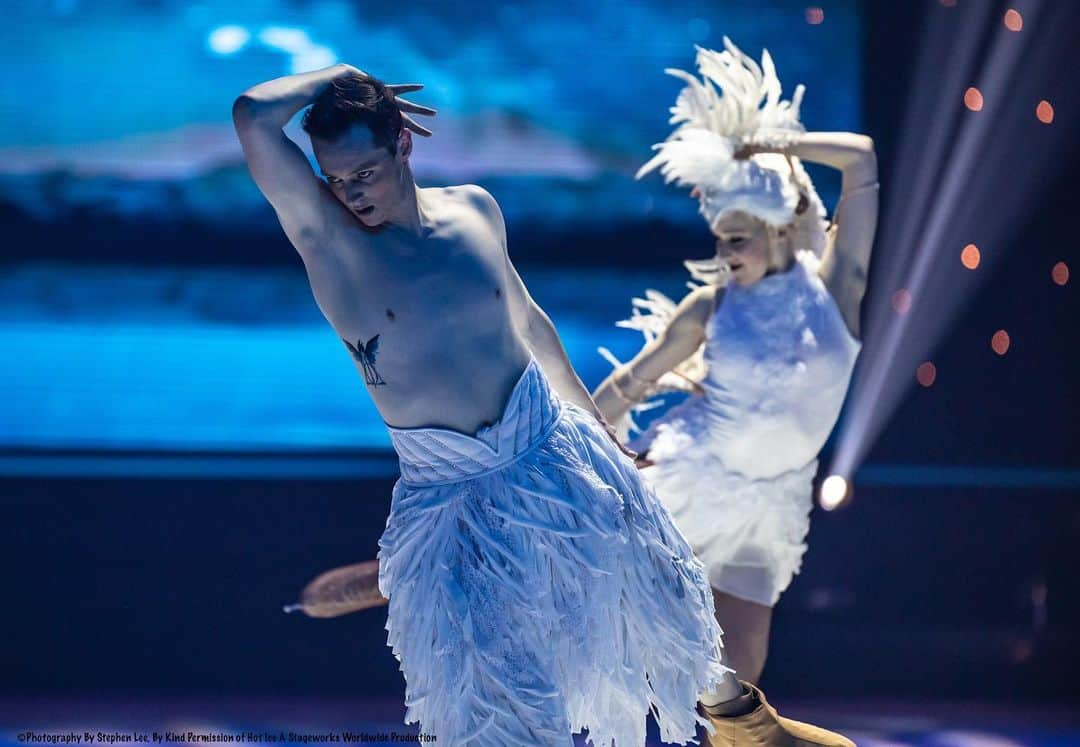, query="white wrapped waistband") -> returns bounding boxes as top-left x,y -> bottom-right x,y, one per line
386,359 -> 562,486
